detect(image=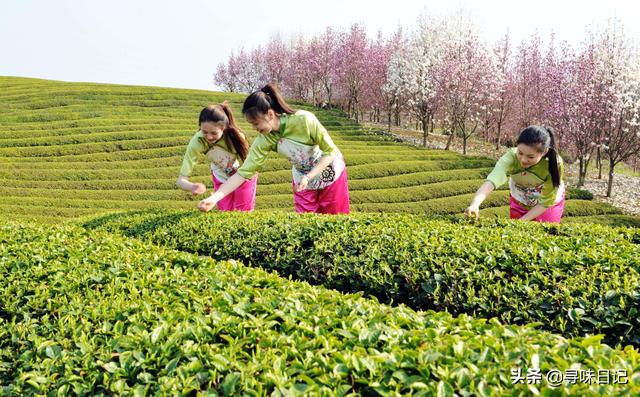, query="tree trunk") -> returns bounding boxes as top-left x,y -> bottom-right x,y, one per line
597,147 -> 604,179
422,115 -> 430,147
577,157 -> 585,187
445,126 -> 455,151
495,124 -> 502,150
607,159 -> 615,197
461,119 -> 470,155
353,100 -> 359,123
